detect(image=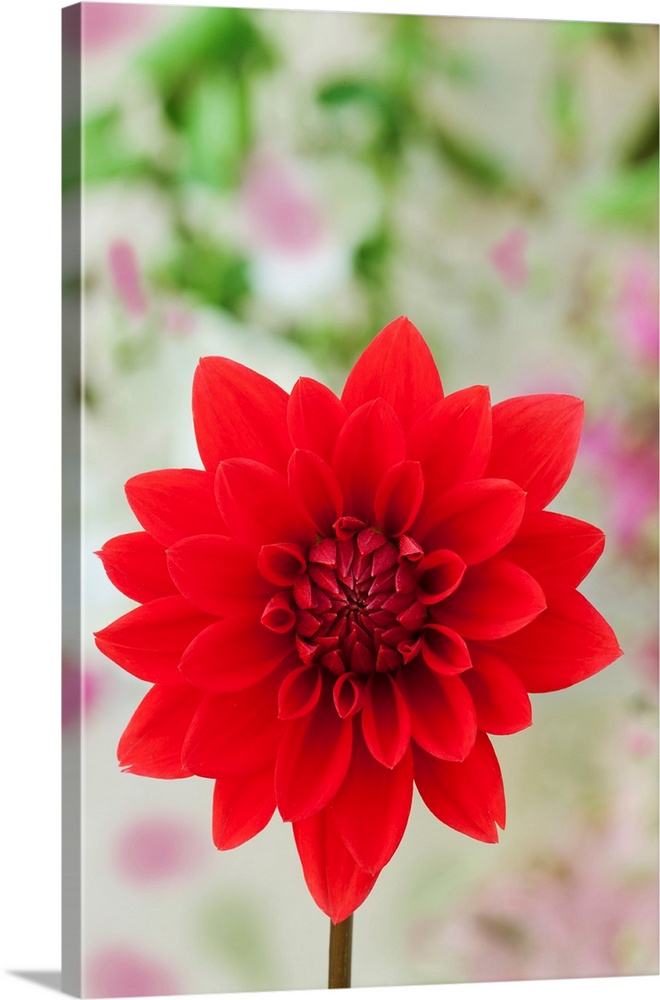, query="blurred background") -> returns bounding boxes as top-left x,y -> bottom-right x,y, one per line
62,3 -> 658,995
